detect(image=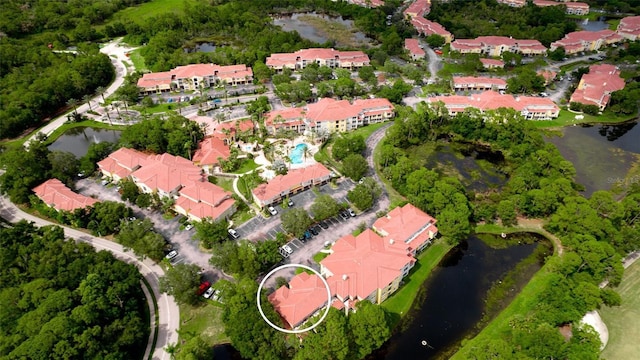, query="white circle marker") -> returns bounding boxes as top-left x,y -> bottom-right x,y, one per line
257,263 -> 332,334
